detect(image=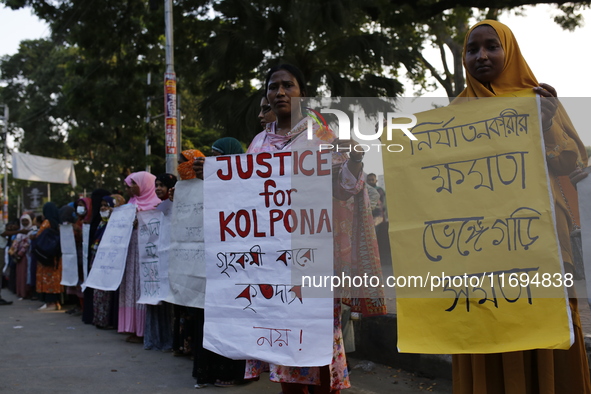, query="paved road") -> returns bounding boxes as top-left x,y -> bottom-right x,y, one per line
0,292 -> 452,393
